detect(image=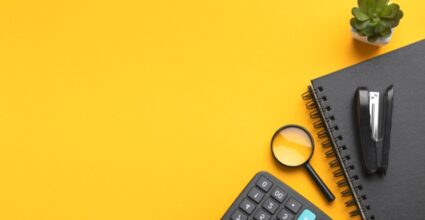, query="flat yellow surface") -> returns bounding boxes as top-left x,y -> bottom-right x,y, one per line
0,0 -> 424,219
